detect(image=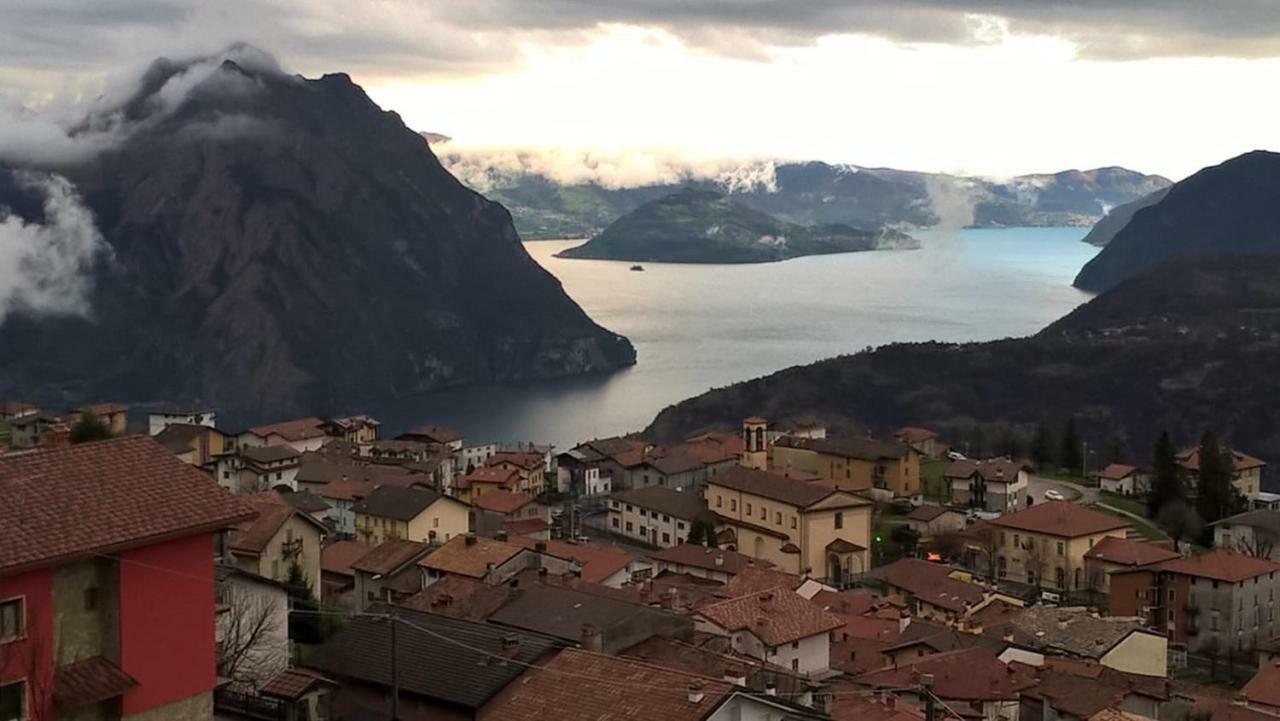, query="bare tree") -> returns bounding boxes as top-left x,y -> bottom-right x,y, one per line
1023,536 -> 1051,594
0,623 -> 53,720
967,524 -> 1001,581
216,576 -> 288,691
1236,532 -> 1276,560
